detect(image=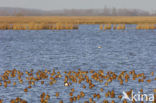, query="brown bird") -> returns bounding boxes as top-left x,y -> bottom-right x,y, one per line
89,98 -> 93,103
83,85 -> 86,89
151,72 -> 154,76
4,81 -> 7,88
13,82 -> 16,86
24,88 -> 28,92
0,99 -> 3,103
110,90 -> 115,98
45,94 -> 50,100
140,89 -> 143,93
100,88 -> 104,92
97,94 -> 101,99
69,97 -> 73,103
146,79 -> 151,83
118,95 -> 122,99
77,95 -> 80,100
56,92 -> 59,97
123,99 -> 127,103
59,100 -> 63,103
71,88 -> 75,92
41,81 -> 44,85
80,91 -> 85,98
111,100 -> 115,103
103,100 -> 108,103
69,92 -> 73,96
